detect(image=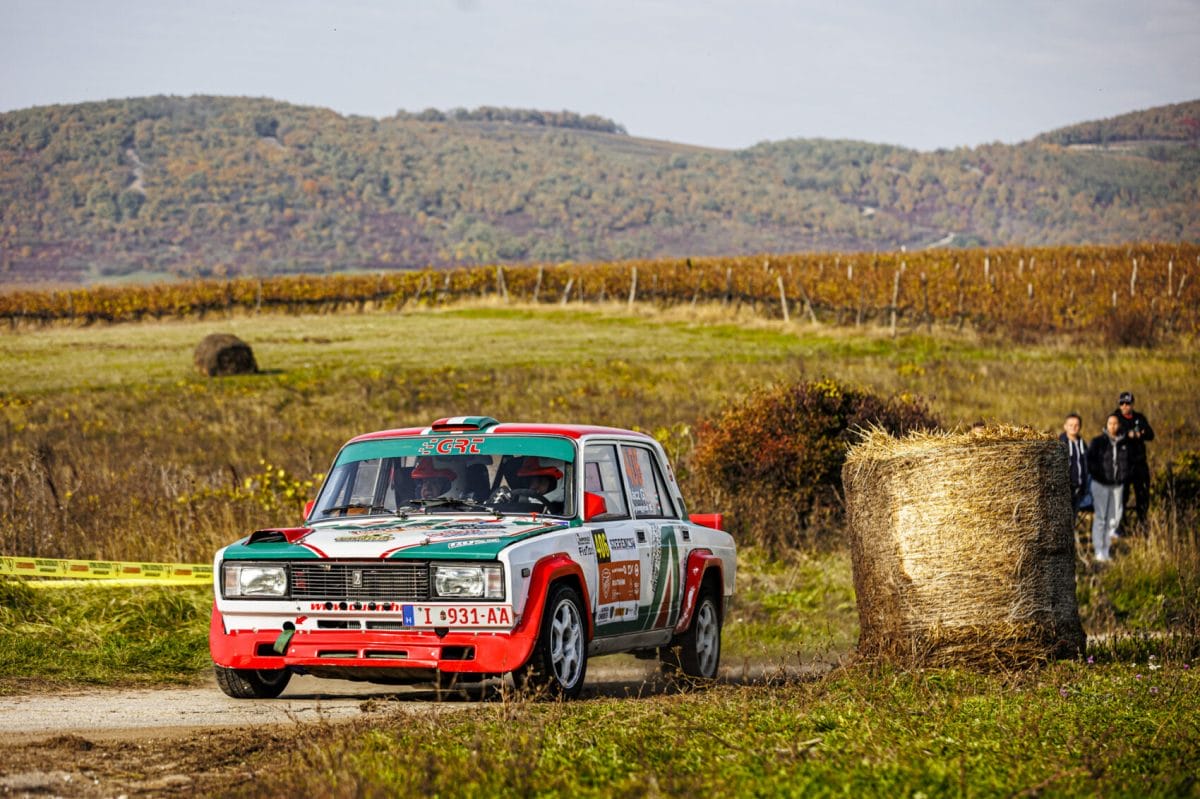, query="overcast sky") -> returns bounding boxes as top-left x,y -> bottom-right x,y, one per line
2,0 -> 1198,151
